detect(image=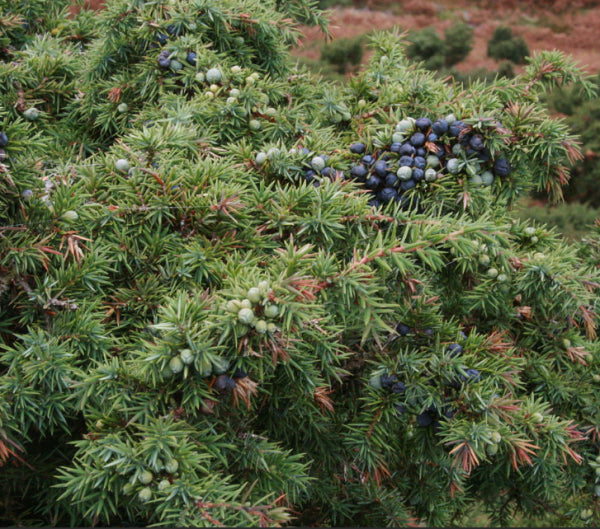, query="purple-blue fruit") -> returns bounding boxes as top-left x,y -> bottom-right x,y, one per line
368,199 -> 381,208
415,117 -> 432,131
399,143 -> 416,156
361,154 -> 375,166
0,132 -> 7,147
414,156 -> 426,170
446,343 -> 463,357
399,155 -> 414,167
390,142 -> 402,153
186,51 -> 196,65
410,133 -> 426,147
365,175 -> 382,190
321,166 -> 332,177
385,173 -> 398,187
416,411 -> 434,427
400,179 -> 416,192
350,142 -> 366,154
374,160 -> 388,177
416,147 -> 426,157
469,134 -> 485,151
350,165 -> 368,181
395,322 -> 411,336
381,373 -> 398,388
432,119 -> 449,136
412,168 -> 424,181
493,158 -> 511,177
377,187 -> 398,203
449,120 -> 467,137
391,381 -> 406,394
427,132 -> 438,143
